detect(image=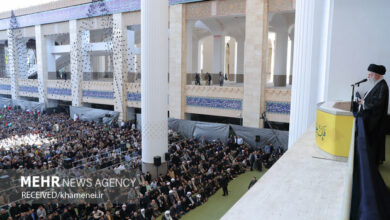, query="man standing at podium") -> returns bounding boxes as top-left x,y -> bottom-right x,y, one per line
358,64 -> 389,166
